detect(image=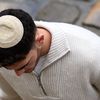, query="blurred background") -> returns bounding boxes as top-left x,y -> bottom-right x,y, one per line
0,0 -> 100,35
